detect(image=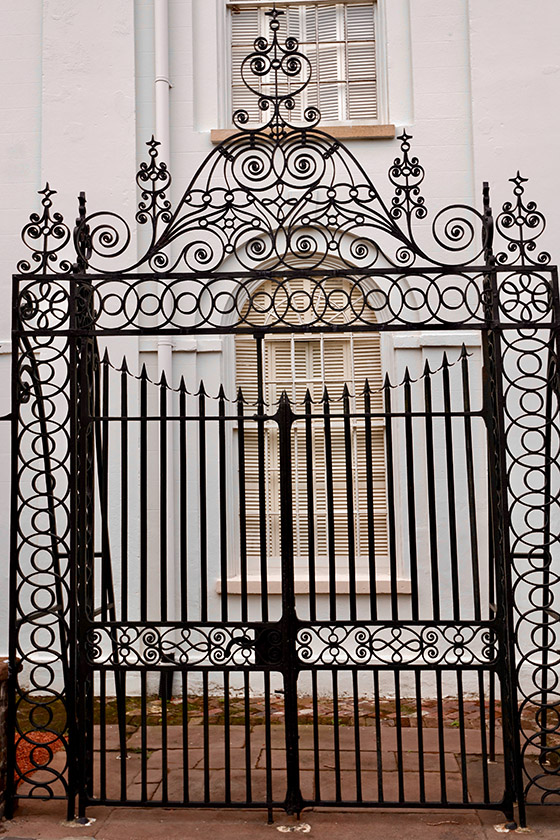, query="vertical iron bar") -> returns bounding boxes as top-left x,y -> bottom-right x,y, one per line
323,388 -> 337,621
203,670 -> 210,803
161,668 -> 168,804
276,392 -> 302,815
423,362 -> 440,621
140,366 -> 148,622
456,671 -> 469,803
198,384 -> 208,622
120,671 -> 127,800
219,386 -> 228,621
394,670 -> 404,802
99,350 -> 110,803
435,670 -> 447,803
182,671 -> 189,802
304,390 -> 317,621
415,671 -> 425,803
352,669 -> 362,802
140,670 -> 147,803
383,376 -> 398,621
373,670 -> 383,802
224,671 -> 231,804
343,384 -> 357,620
264,670 -> 273,822
120,360 -> 128,622
311,670 -> 321,802
237,389 -> 248,621
179,379 -> 188,622
332,671 -> 342,802
75,327 -> 93,817
461,345 -> 482,620
364,380 -> 377,620
256,335 -> 269,621
442,353 -> 460,621
477,671 -> 491,801
403,368 -> 419,619
243,670 -> 252,803
159,371 -> 168,622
